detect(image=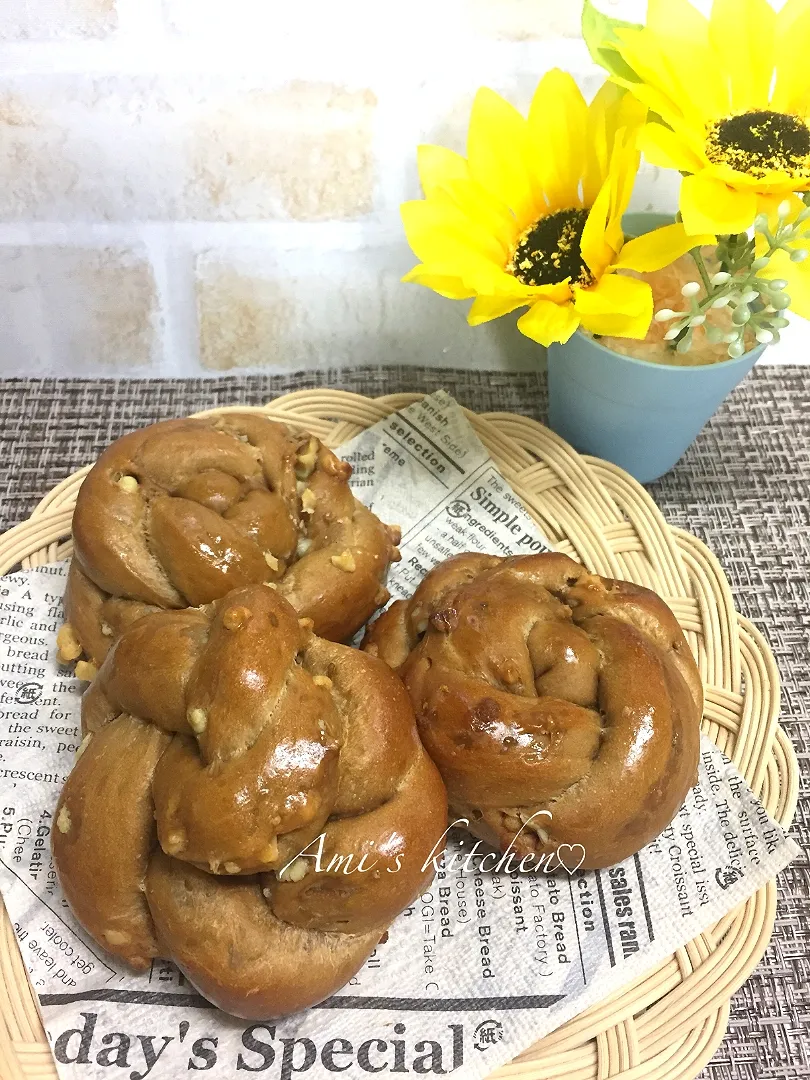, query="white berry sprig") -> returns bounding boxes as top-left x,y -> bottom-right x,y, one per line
654,195 -> 810,358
